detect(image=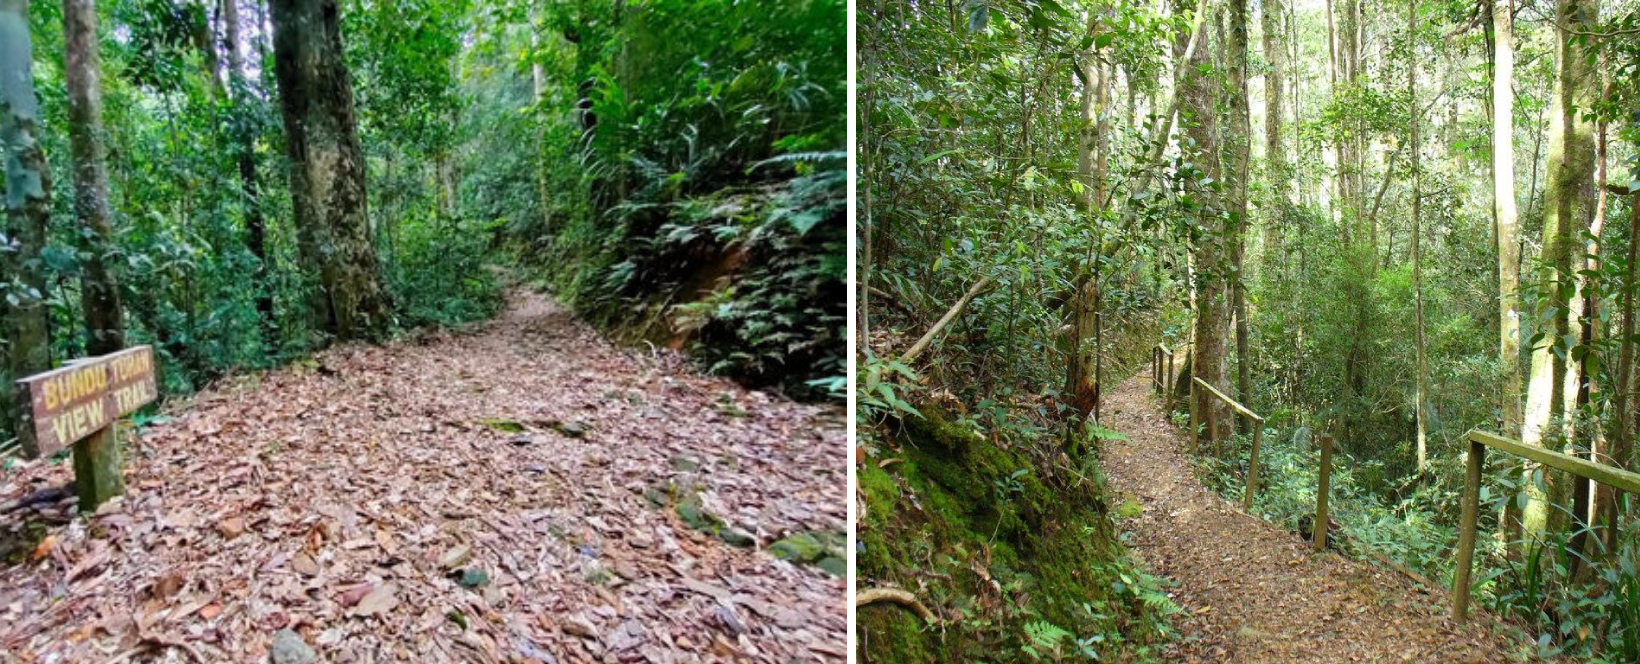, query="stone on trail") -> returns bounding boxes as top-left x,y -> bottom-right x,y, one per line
270,629 -> 316,664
